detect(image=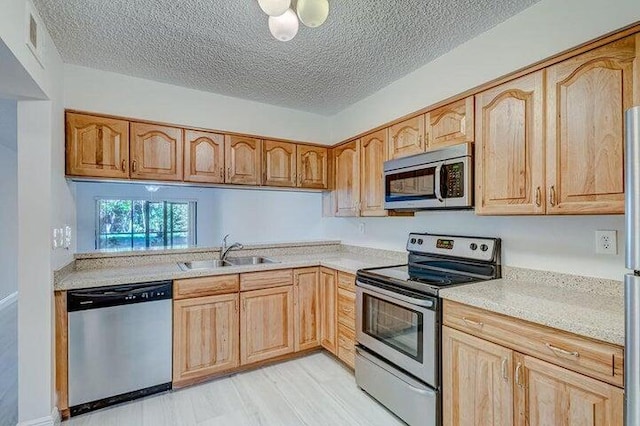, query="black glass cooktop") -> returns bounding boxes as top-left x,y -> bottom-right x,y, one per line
360,265 -> 479,286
